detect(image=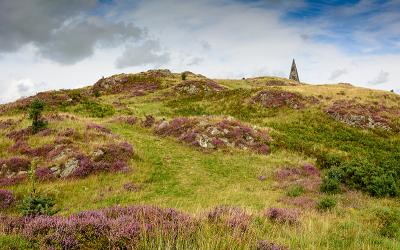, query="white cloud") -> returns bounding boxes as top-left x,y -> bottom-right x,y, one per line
0,78 -> 45,103
368,70 -> 389,85
115,40 -> 170,68
1,0 -> 400,104
329,69 -> 348,81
